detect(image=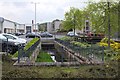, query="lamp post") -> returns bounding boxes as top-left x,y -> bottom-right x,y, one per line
31,2 -> 40,33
